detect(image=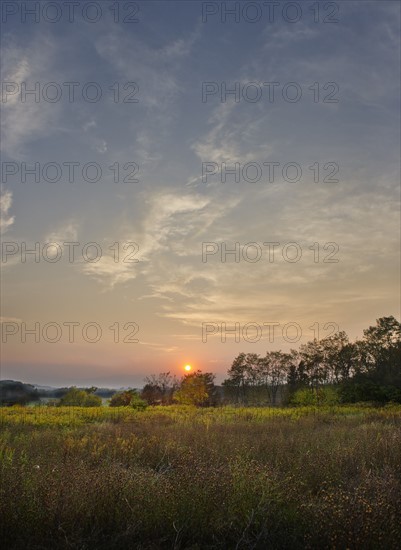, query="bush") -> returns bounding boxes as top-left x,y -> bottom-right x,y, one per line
339,380 -> 401,404
109,391 -> 133,407
58,387 -> 102,407
84,393 -> 103,406
291,386 -> 340,406
109,390 -> 147,410
130,393 -> 148,410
